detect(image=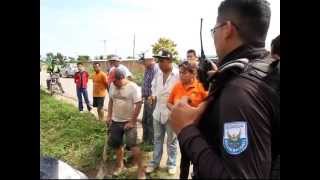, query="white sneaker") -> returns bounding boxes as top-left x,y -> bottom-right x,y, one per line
168,167 -> 176,175
145,165 -> 156,174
